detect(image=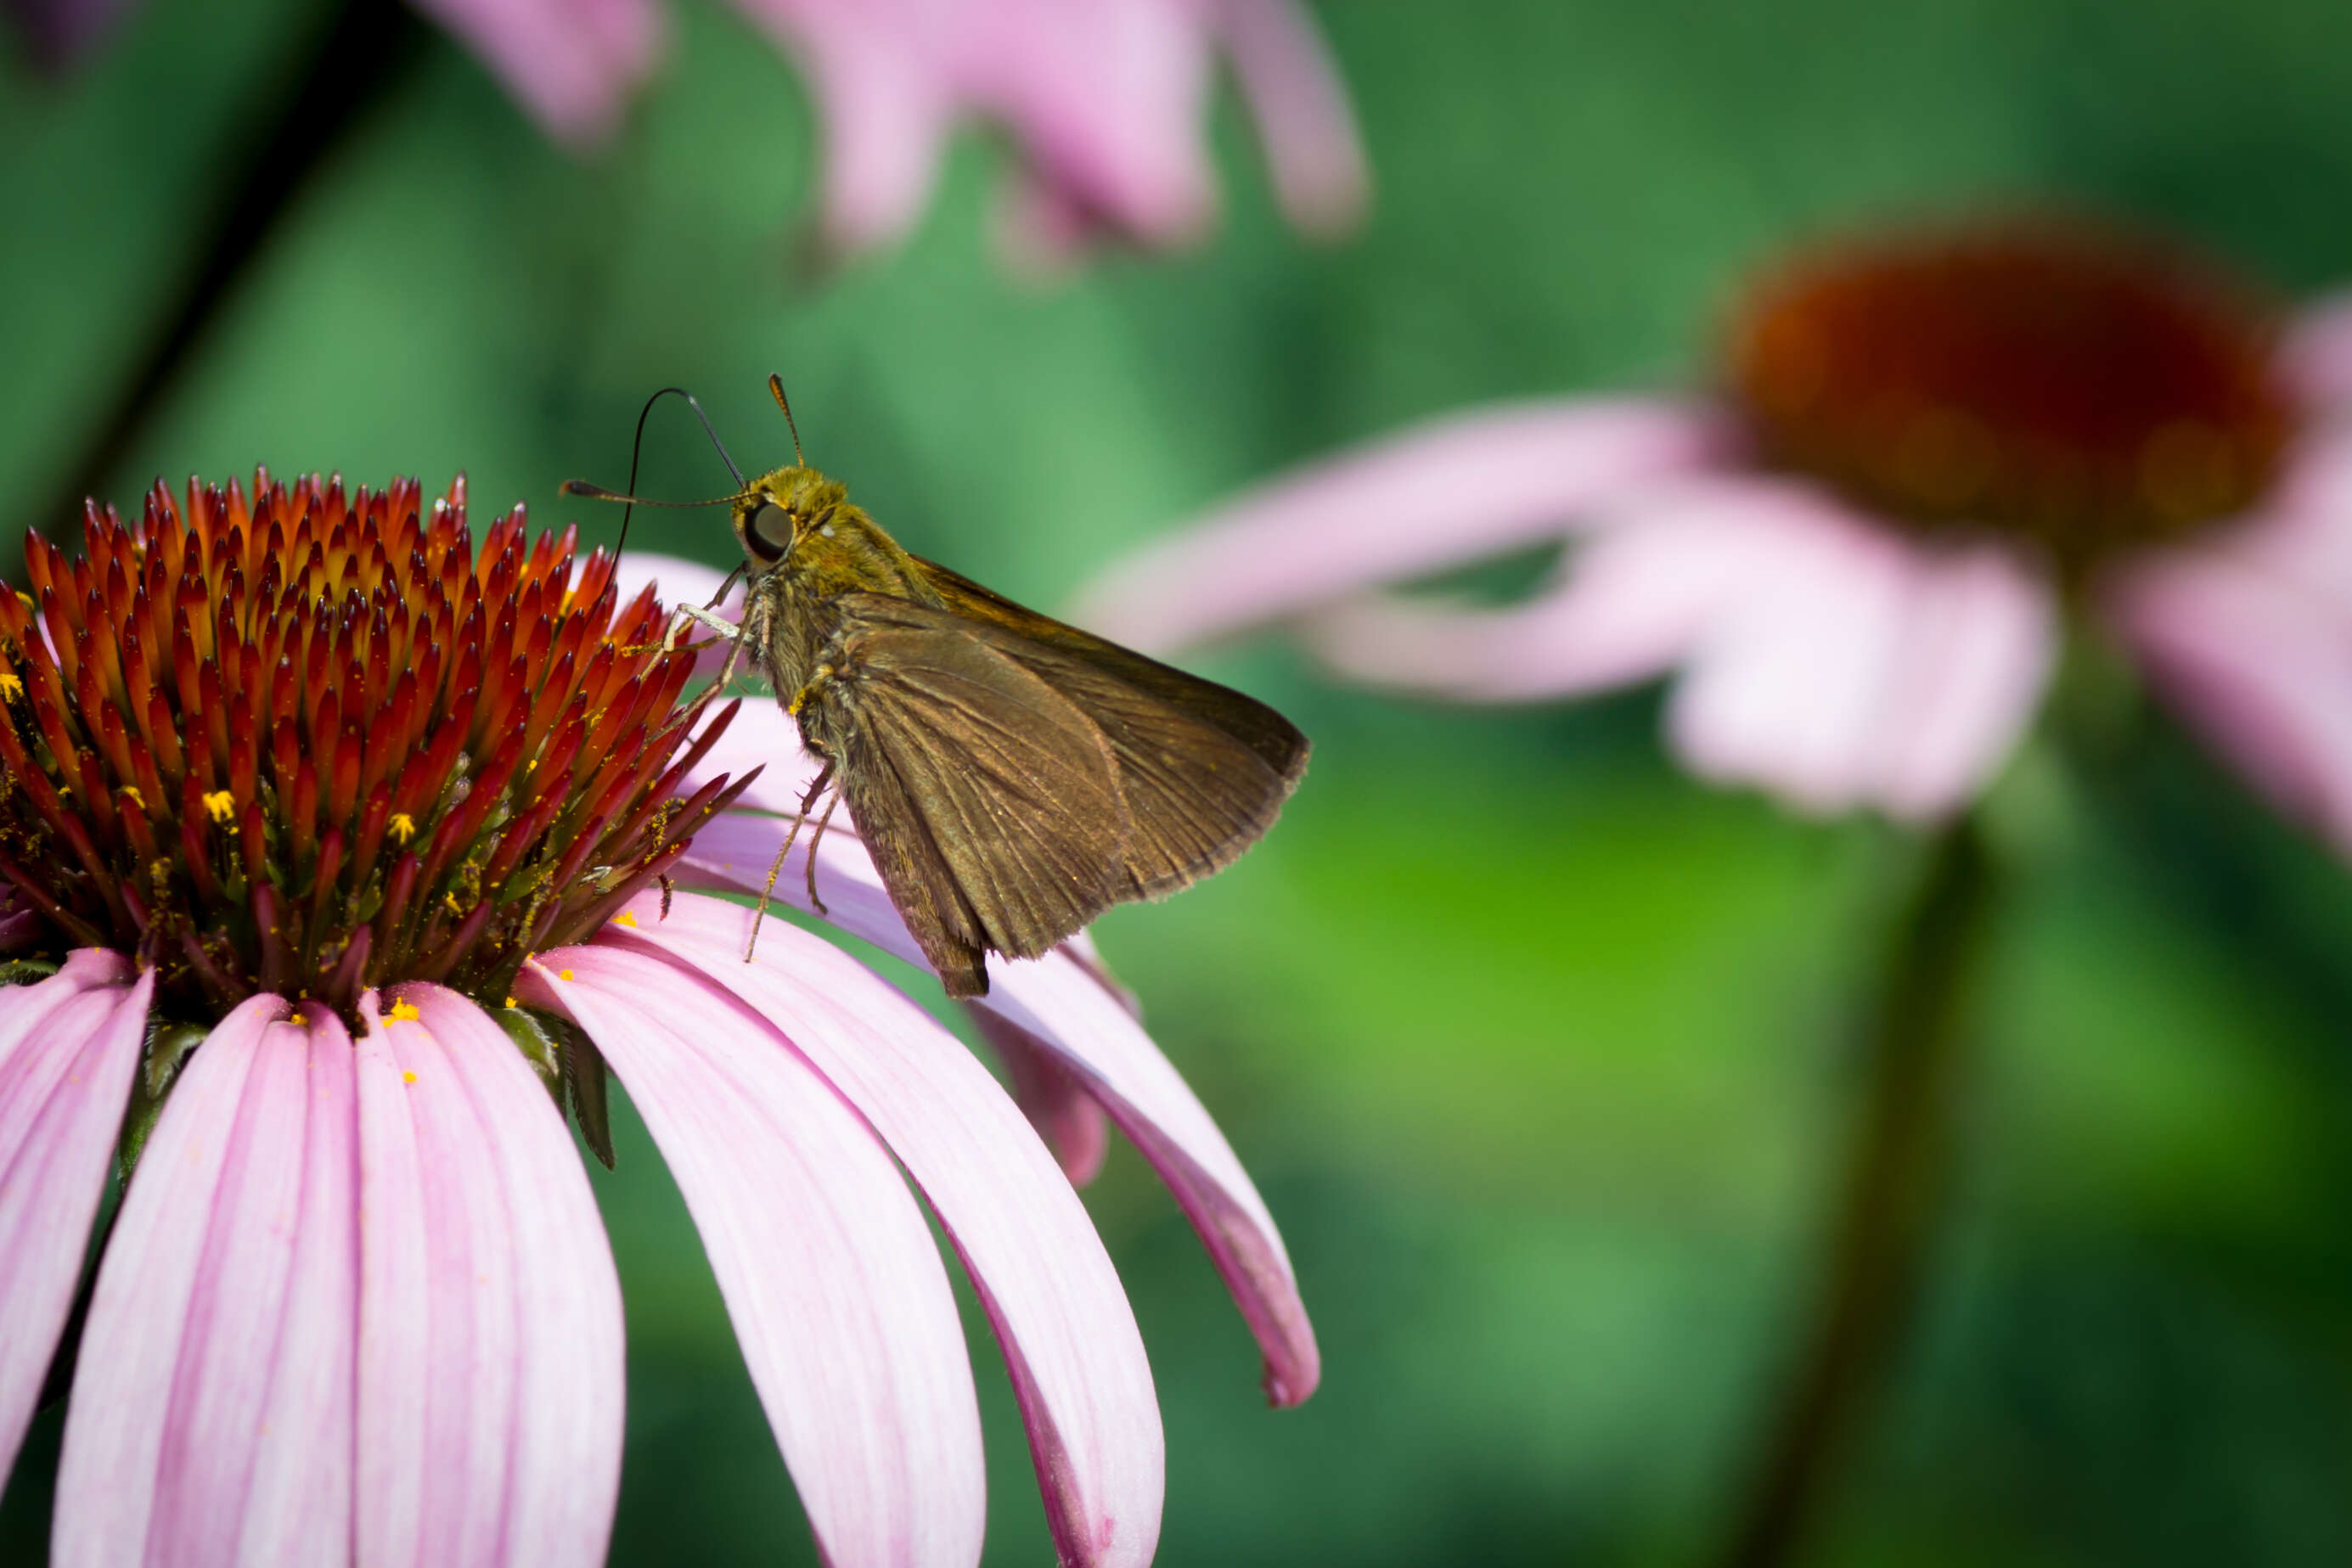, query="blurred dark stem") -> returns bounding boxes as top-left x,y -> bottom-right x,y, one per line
1712,817 -> 2000,1568
29,0 -> 425,537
